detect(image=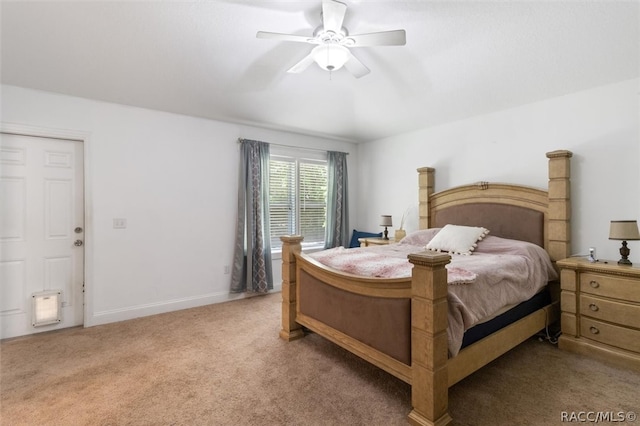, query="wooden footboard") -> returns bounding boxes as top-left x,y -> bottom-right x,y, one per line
280,236 -> 560,426
280,235 -> 453,425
